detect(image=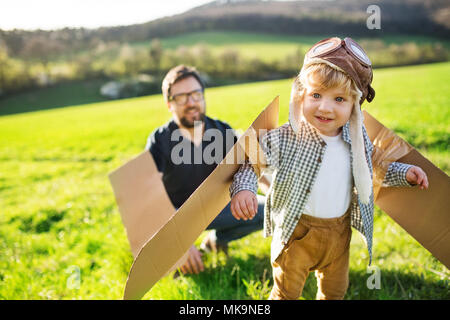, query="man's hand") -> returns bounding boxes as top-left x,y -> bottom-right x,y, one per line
230,190 -> 258,221
406,166 -> 429,190
180,245 -> 204,275
158,174 -> 207,275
